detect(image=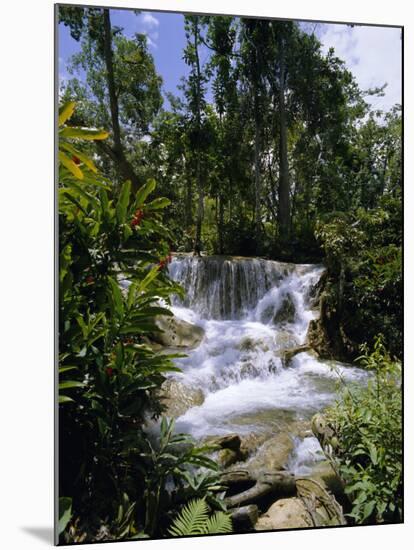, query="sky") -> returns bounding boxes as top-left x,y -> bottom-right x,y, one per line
58,8 -> 402,113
